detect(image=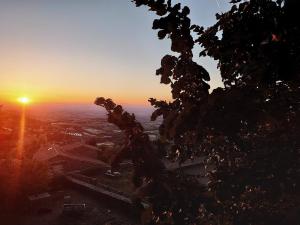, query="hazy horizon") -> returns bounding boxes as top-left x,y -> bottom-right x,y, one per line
1,101 -> 157,120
